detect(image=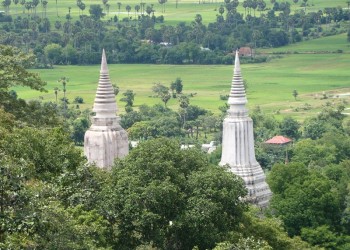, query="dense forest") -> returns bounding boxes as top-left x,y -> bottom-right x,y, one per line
0,0 -> 349,65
